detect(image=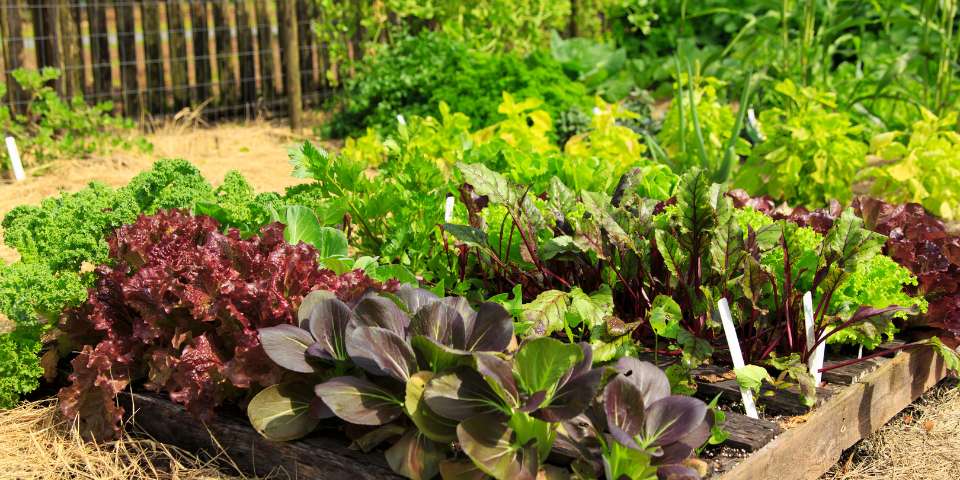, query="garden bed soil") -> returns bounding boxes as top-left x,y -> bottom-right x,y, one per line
120,344 -> 947,480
